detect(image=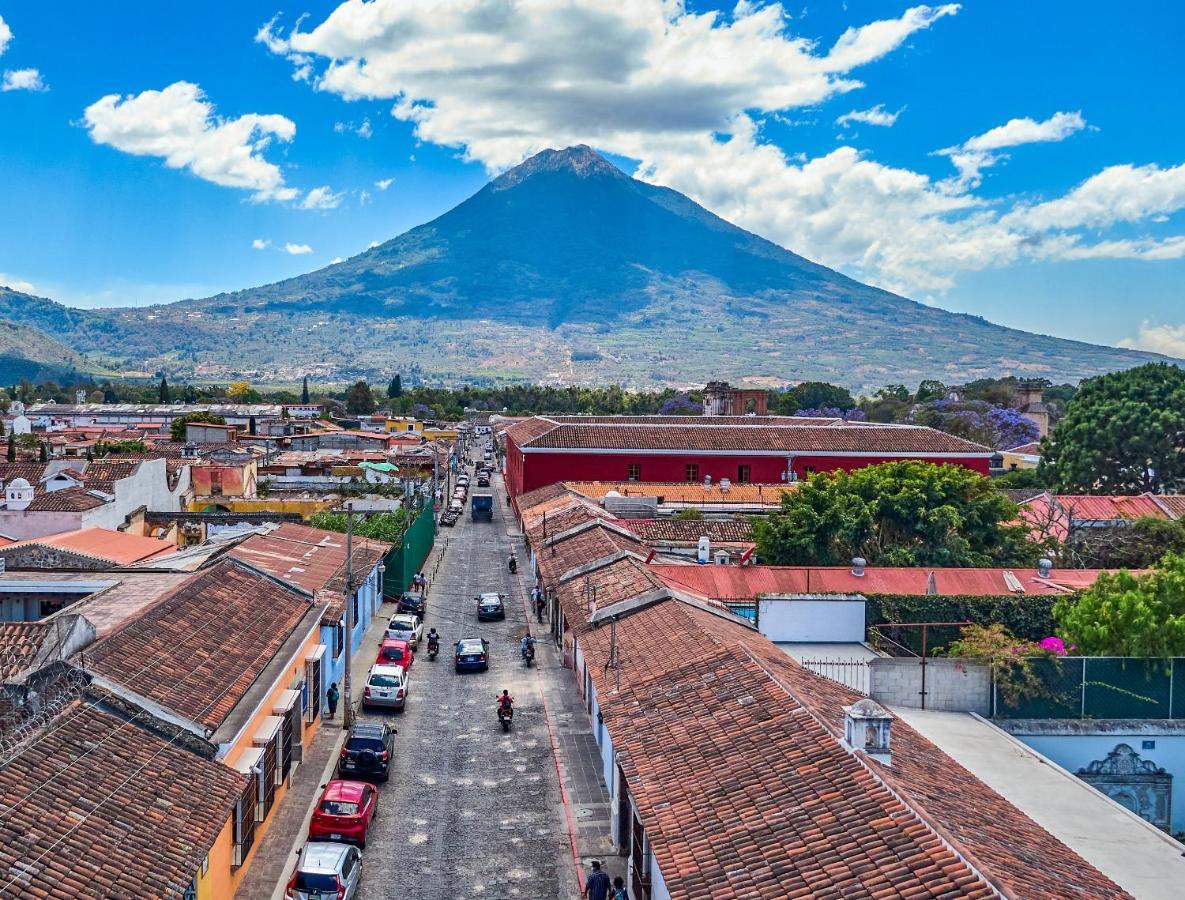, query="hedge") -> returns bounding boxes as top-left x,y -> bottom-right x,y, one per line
865,594 -> 1057,656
